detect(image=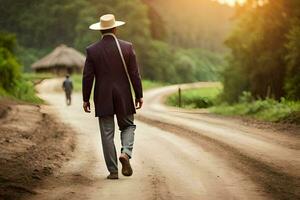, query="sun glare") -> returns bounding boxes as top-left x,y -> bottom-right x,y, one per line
213,0 -> 247,7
